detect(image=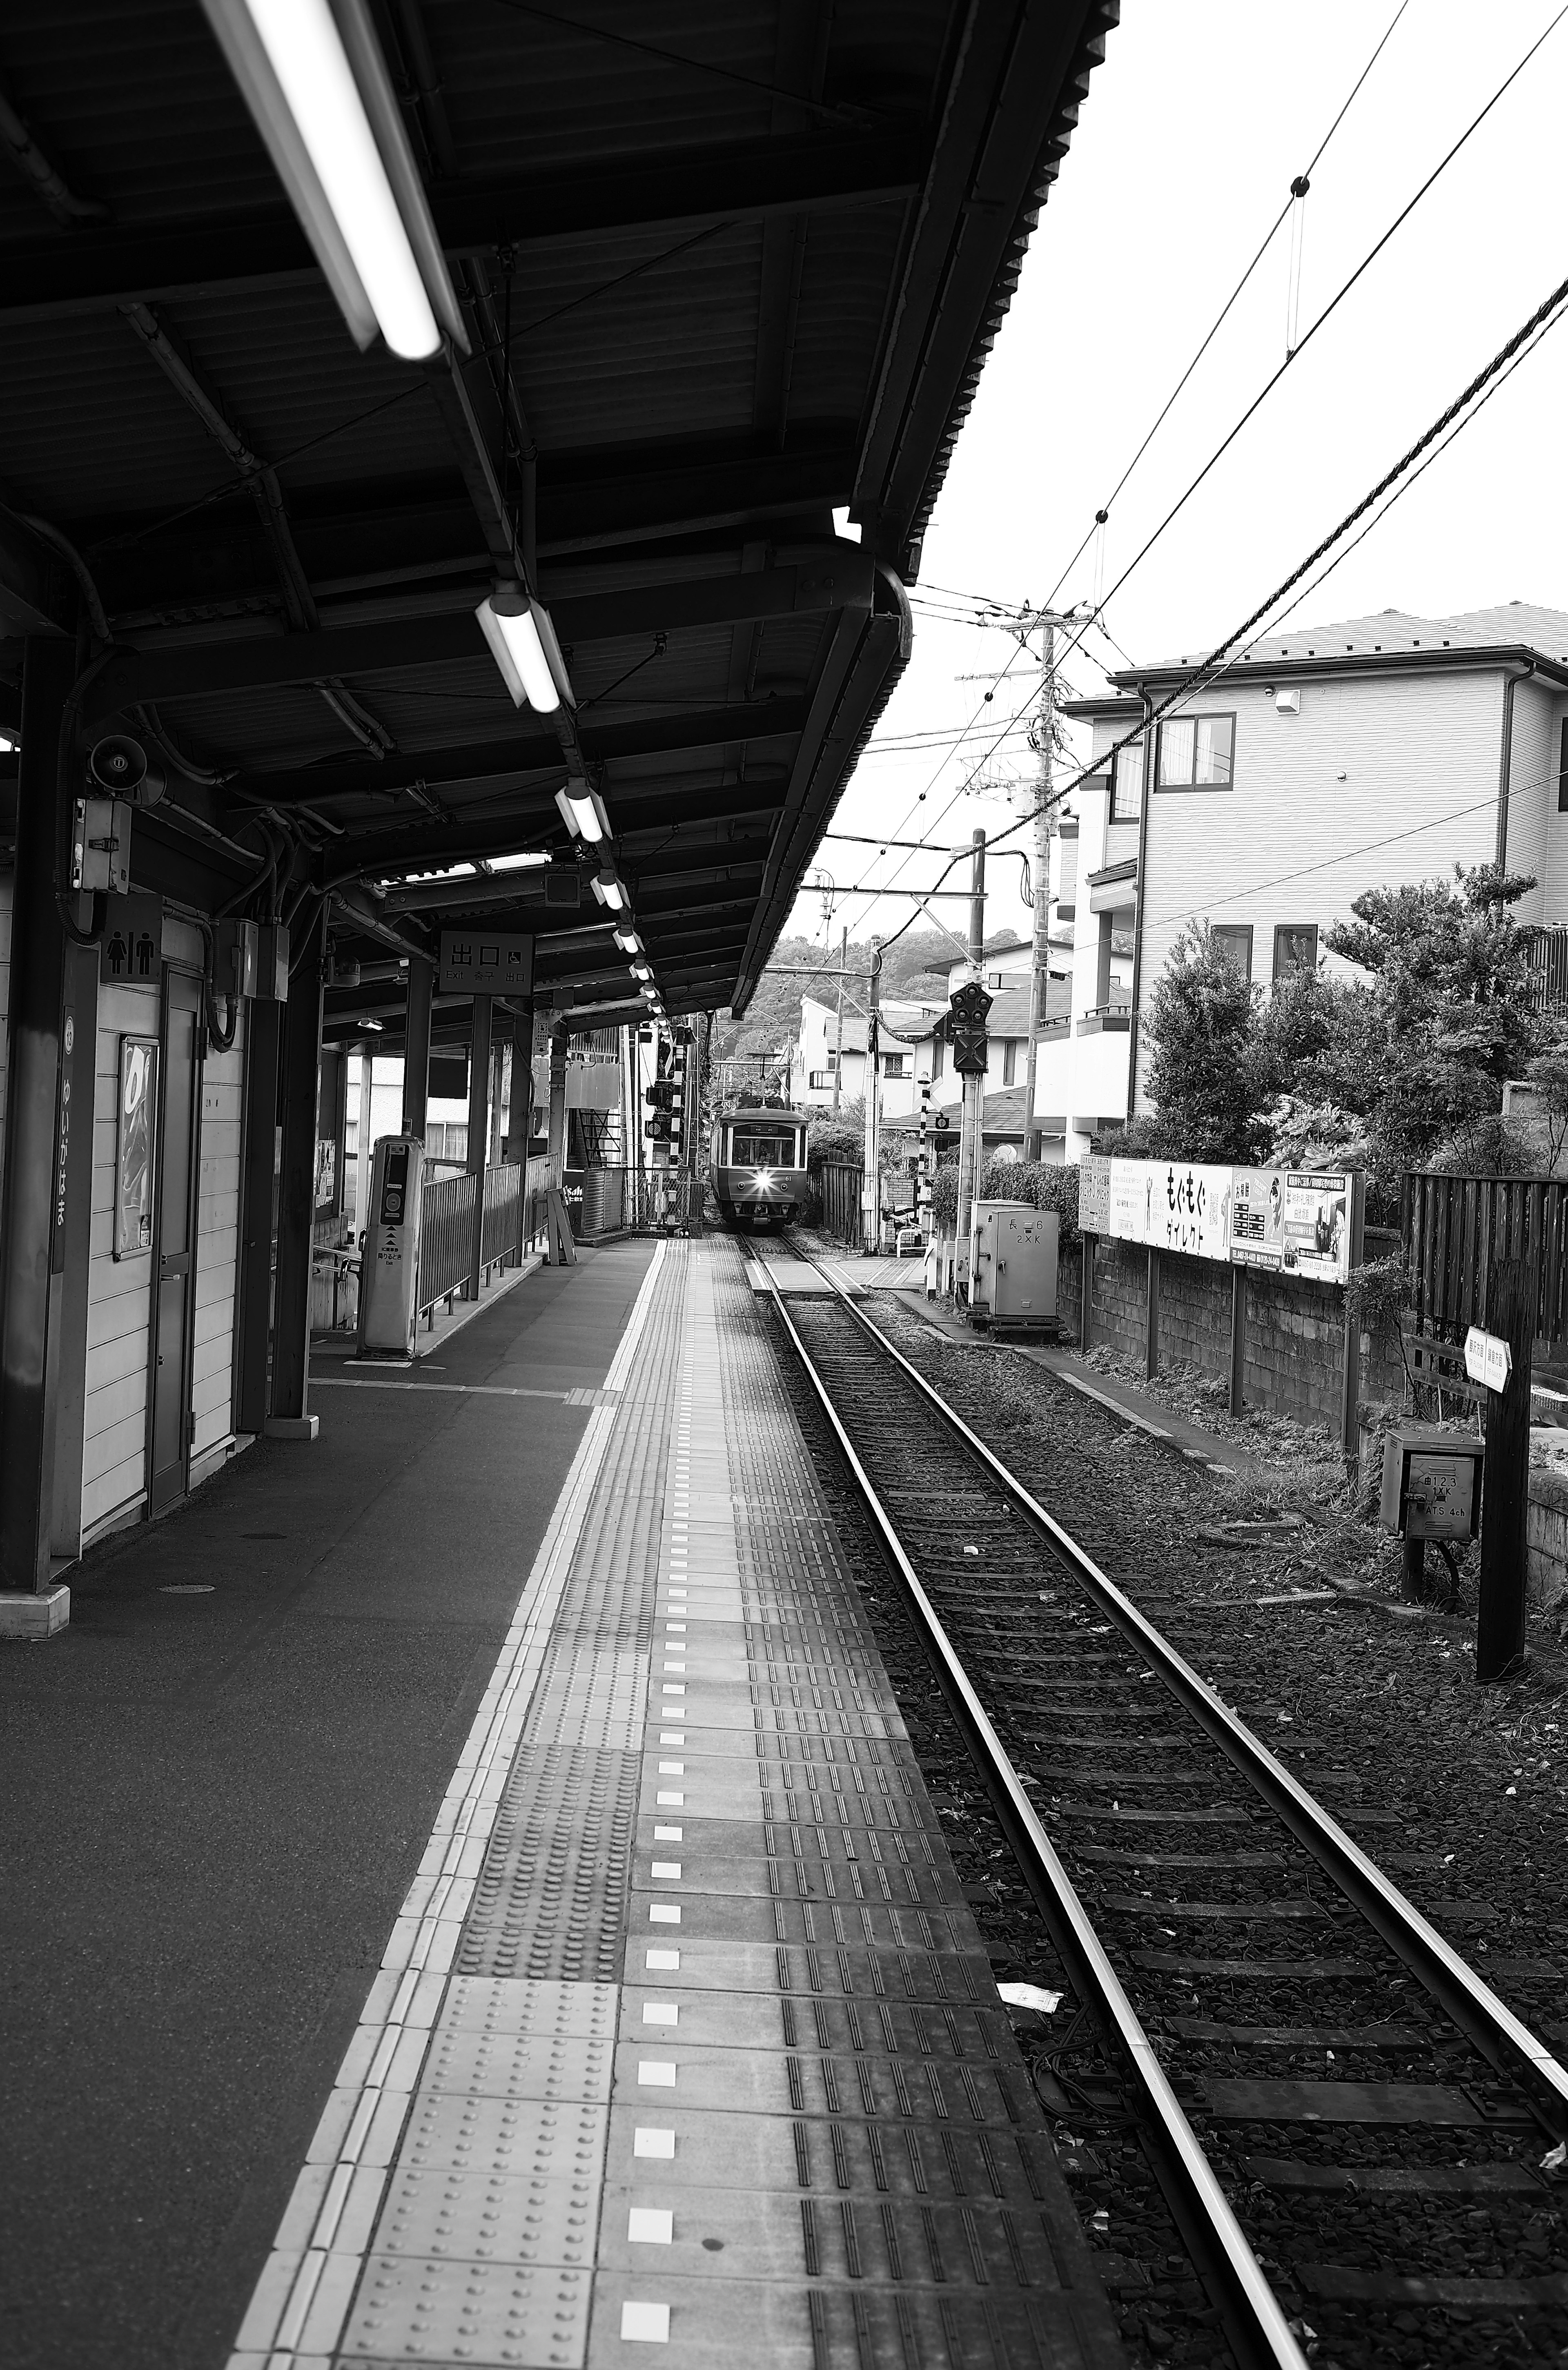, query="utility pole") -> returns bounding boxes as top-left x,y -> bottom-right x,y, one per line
831,924 -> 847,1115
955,828 -> 987,1281
862,940 -> 881,1254
1021,611 -> 1071,1162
